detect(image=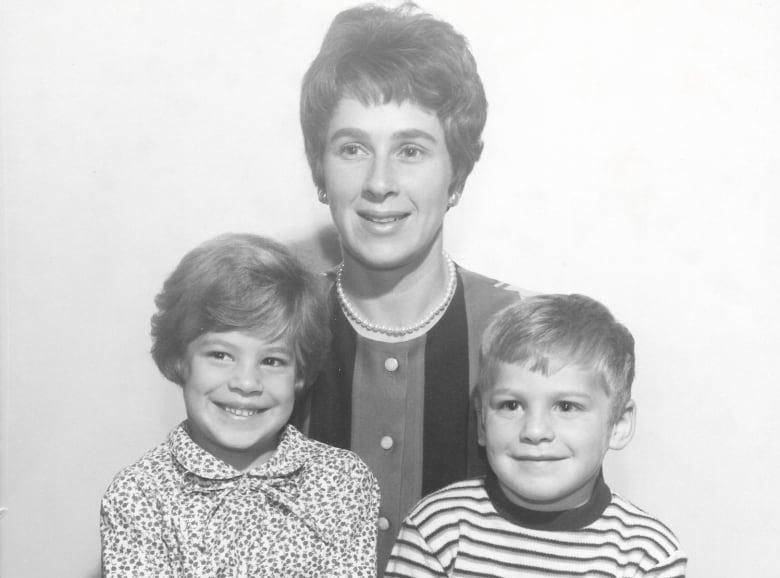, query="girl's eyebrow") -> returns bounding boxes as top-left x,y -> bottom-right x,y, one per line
261,345 -> 294,356
194,337 -> 235,350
